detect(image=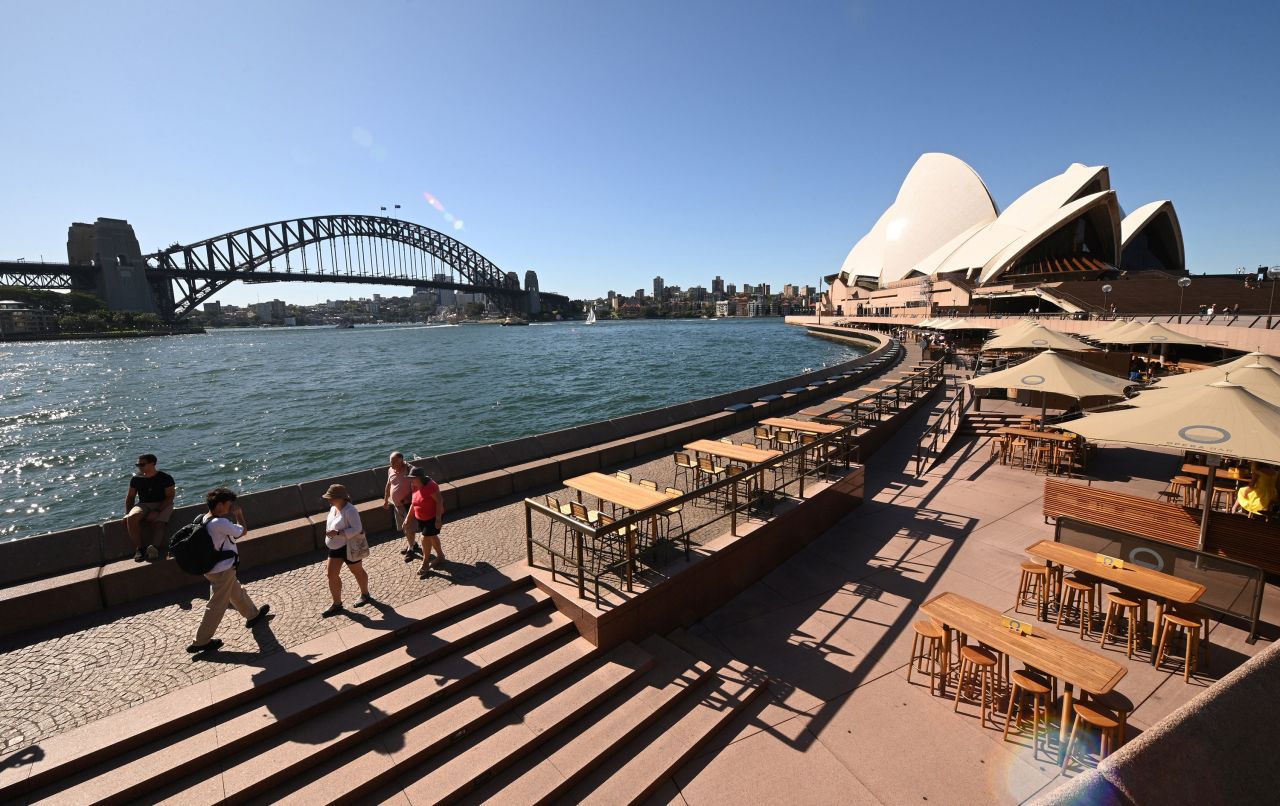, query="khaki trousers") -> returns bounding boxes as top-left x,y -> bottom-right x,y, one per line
195,567 -> 258,645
